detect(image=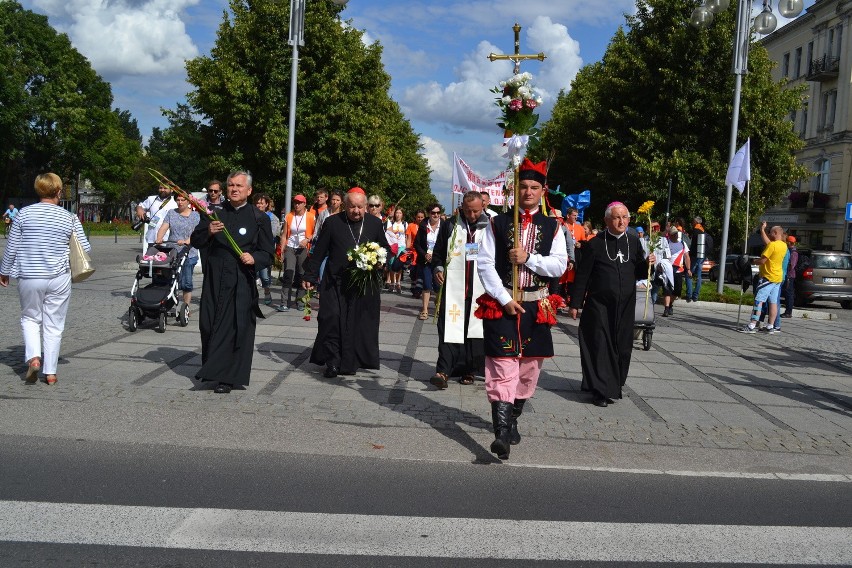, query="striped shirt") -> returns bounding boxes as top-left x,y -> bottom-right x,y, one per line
0,203 -> 91,279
